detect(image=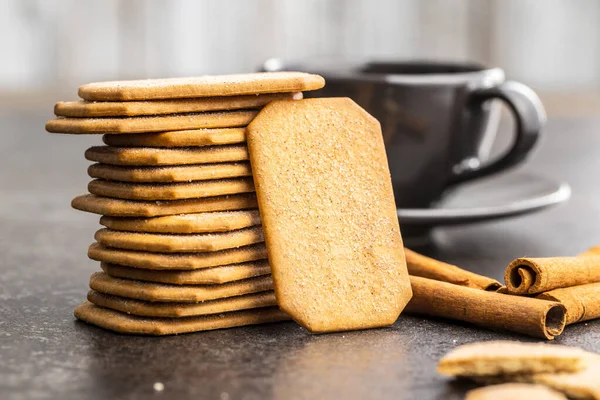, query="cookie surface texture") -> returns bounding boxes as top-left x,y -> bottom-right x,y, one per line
246,98 -> 412,332
77,72 -> 324,101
